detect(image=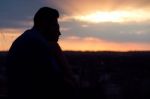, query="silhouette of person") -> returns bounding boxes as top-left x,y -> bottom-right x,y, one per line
6,7 -> 77,99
